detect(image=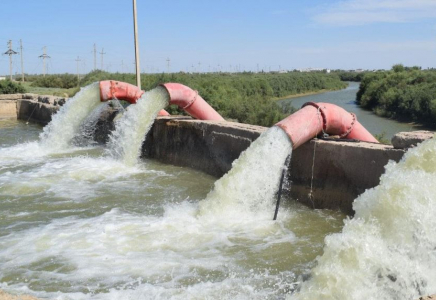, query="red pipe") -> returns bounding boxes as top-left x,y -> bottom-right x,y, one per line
99,80 -> 170,116
100,80 -> 143,104
99,81 -> 223,121
160,83 -> 225,121
275,102 -> 379,149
